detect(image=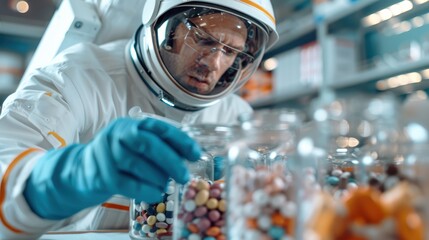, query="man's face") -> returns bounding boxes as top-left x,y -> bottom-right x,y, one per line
161,13 -> 248,95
